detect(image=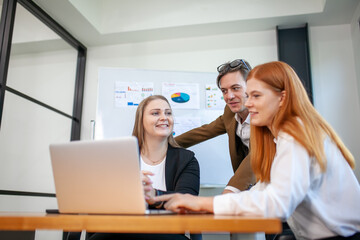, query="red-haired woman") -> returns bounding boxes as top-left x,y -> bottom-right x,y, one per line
155,62 -> 360,240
